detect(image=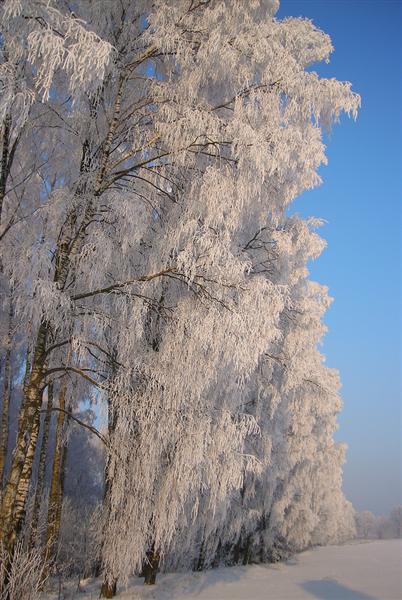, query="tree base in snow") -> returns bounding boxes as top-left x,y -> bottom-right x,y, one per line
100,578 -> 117,598
143,549 -> 160,585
